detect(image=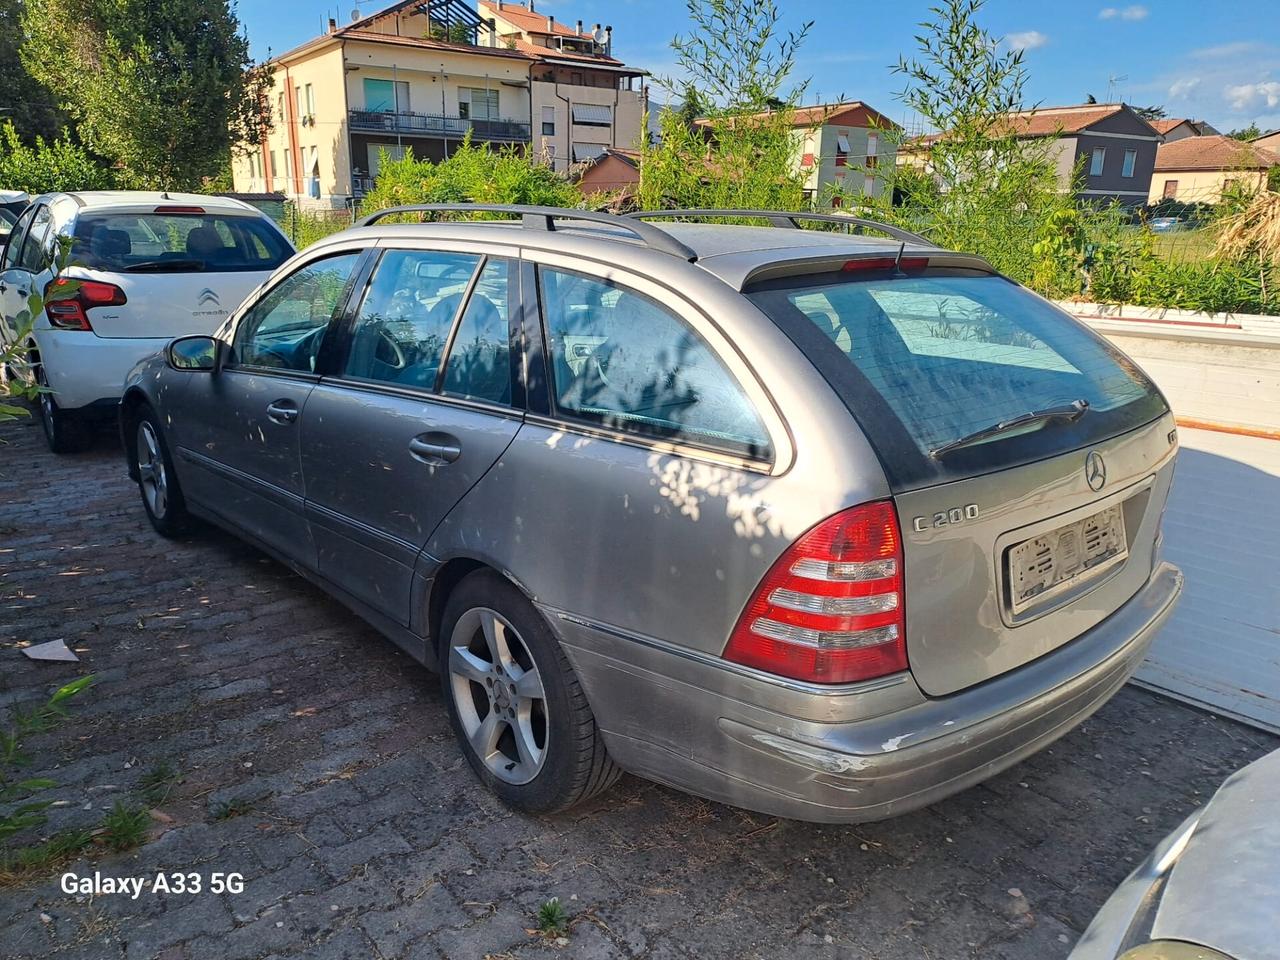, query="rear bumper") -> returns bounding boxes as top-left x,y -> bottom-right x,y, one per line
551,561 -> 1182,823
33,328 -> 168,411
